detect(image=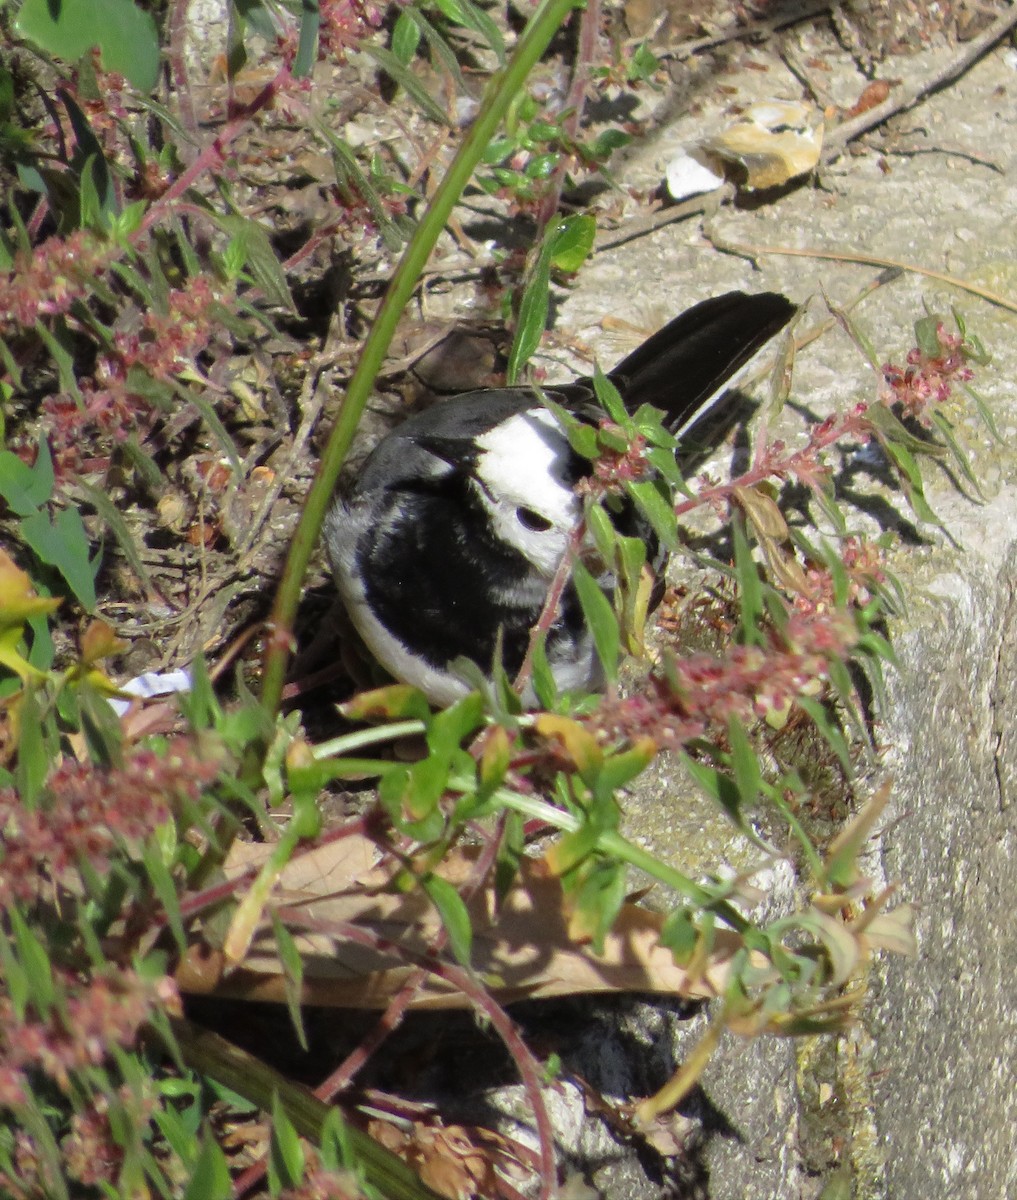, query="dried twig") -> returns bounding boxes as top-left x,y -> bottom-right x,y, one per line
704,231 -> 1017,316
593,184 -> 735,254
654,1 -> 833,61
822,3 -> 1017,159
